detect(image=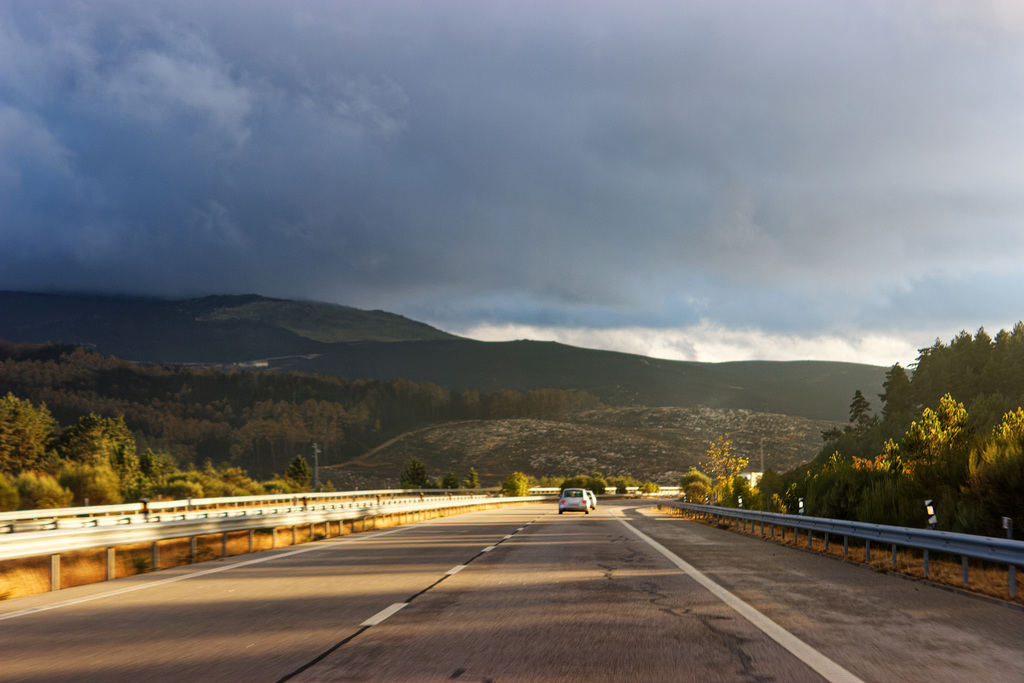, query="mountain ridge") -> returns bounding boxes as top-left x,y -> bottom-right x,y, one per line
0,290 -> 887,422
